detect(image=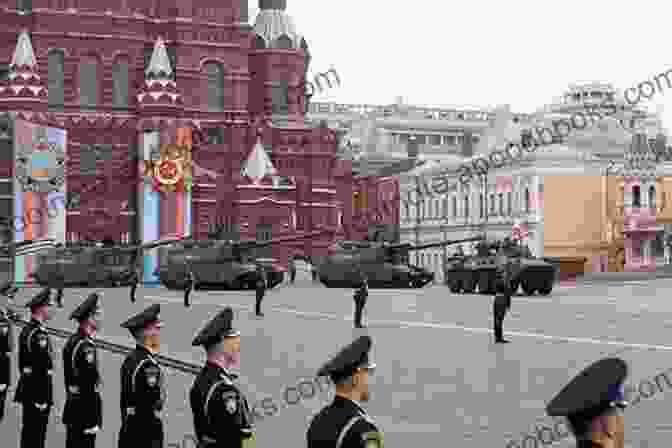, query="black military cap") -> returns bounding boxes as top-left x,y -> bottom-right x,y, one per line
192,307 -> 240,348
69,292 -> 101,321
317,336 -> 376,383
120,303 -> 163,334
546,358 -> 628,419
25,288 -> 52,309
